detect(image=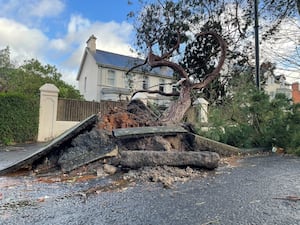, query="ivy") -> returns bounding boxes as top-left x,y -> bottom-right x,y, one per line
0,93 -> 39,145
